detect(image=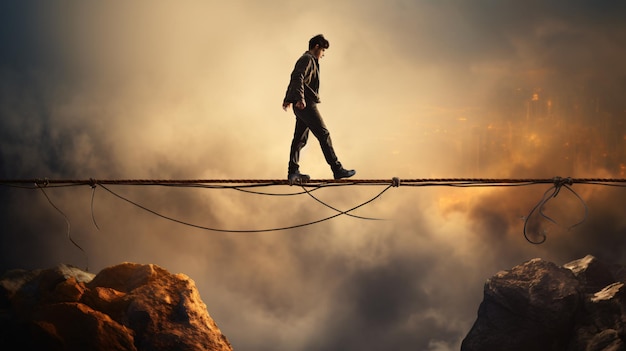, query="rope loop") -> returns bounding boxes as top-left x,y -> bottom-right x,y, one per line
524,175 -> 588,244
